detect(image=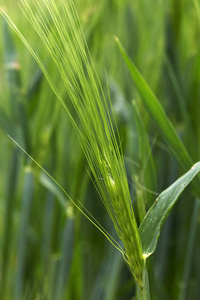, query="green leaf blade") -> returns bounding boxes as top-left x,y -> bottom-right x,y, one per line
139,162 -> 200,258
115,37 -> 193,171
